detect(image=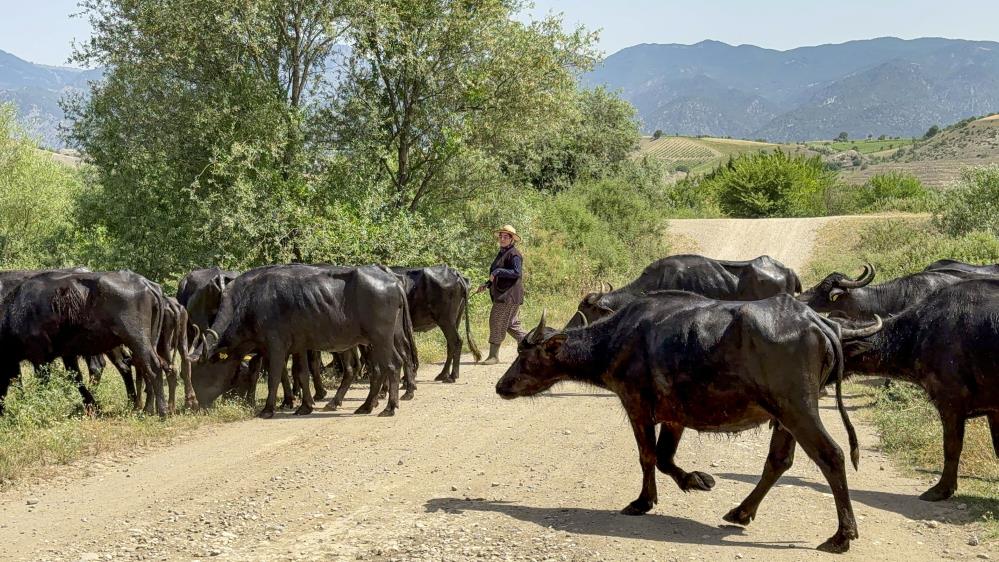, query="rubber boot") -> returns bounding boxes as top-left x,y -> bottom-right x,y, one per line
481,344 -> 501,365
